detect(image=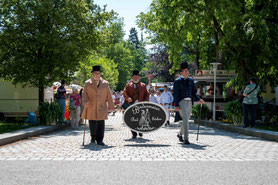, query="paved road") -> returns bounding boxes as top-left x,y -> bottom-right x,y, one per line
1,112 -> 278,161
1,112 -> 278,184
1,161 -> 278,185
